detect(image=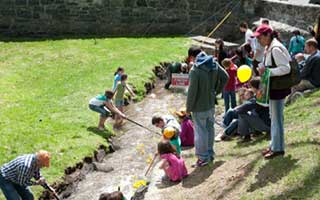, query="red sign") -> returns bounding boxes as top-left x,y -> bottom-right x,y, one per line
171,73 -> 189,88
